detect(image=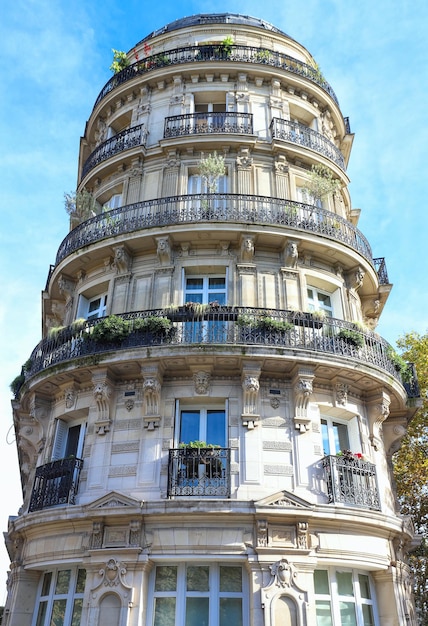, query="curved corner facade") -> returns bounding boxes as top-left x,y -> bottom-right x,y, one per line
4,14 -> 419,626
